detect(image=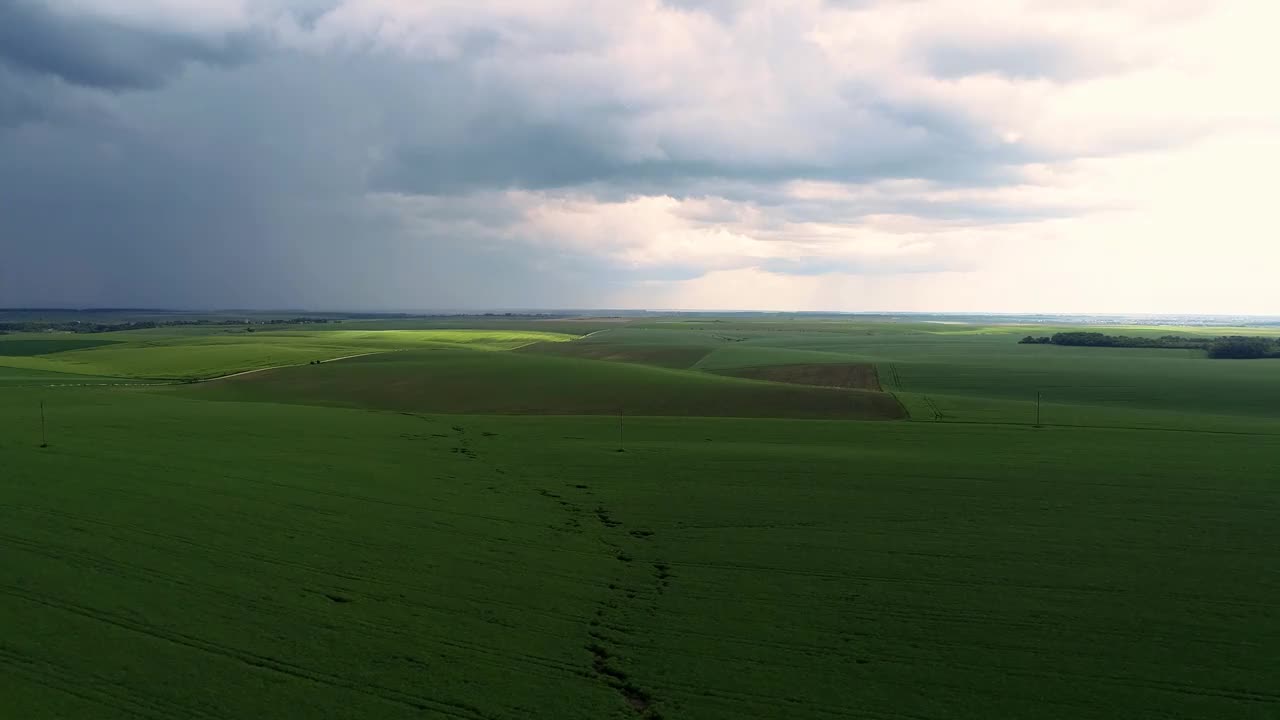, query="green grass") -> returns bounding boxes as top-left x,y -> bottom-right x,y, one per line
695,344 -> 873,370
5,316 -> 1280,719
0,329 -> 572,380
187,347 -> 905,420
319,316 -> 637,336
518,340 -> 714,369
596,321 -> 1280,431
0,366 -> 146,388
0,335 -> 120,356
2,387 -> 1278,719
